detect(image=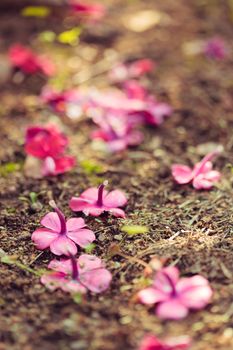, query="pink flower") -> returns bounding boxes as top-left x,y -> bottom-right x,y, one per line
32,201 -> 95,256
138,334 -> 191,350
69,1 -> 106,20
203,37 -> 228,60
88,82 -> 172,128
70,181 -> 127,218
91,111 -> 143,152
25,124 -> 75,176
124,80 -> 172,126
41,254 -> 112,294
171,151 -> 221,190
109,59 -> 155,83
9,44 -> 55,76
138,266 -> 212,320
41,87 -> 90,120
